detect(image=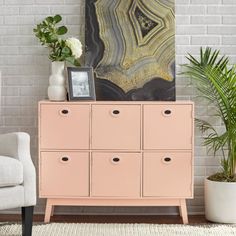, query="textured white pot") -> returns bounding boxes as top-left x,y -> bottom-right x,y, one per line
205,178 -> 236,223
48,61 -> 67,101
